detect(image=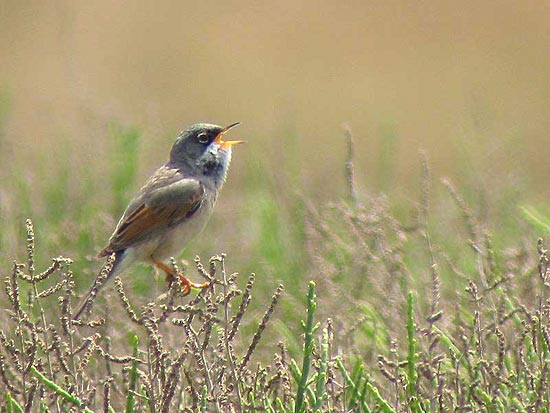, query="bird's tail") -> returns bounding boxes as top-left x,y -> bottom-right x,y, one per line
72,251 -> 123,320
